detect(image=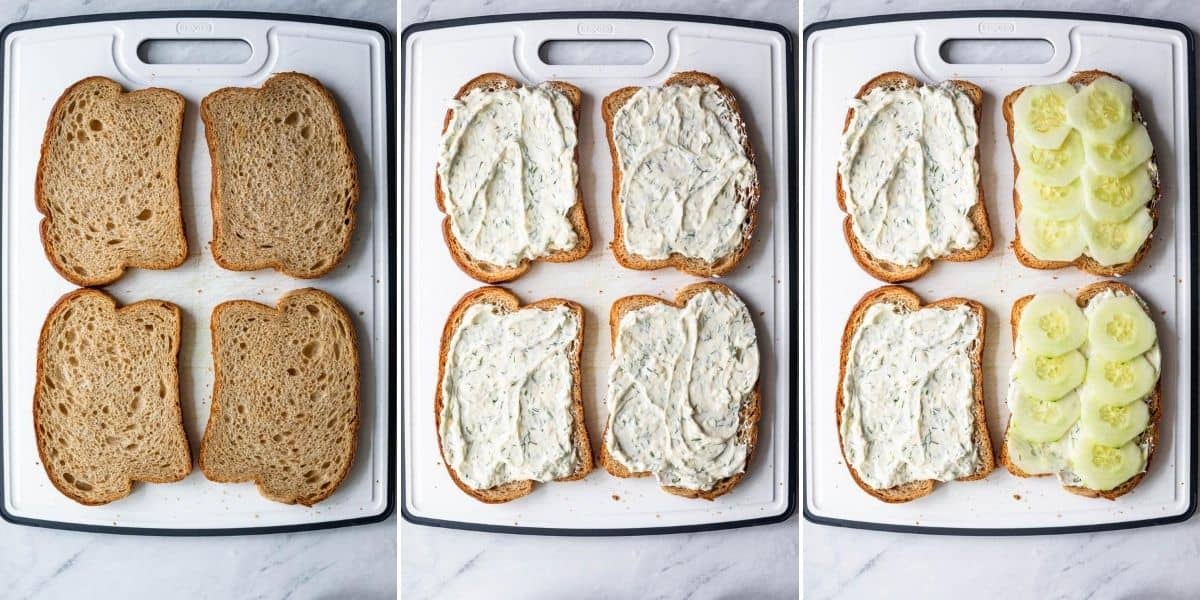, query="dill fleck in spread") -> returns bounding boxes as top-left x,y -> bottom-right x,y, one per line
840,303 -> 981,489
436,84 -> 579,268
612,84 -> 758,262
604,290 -> 759,491
439,303 -> 579,490
838,82 -> 981,267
